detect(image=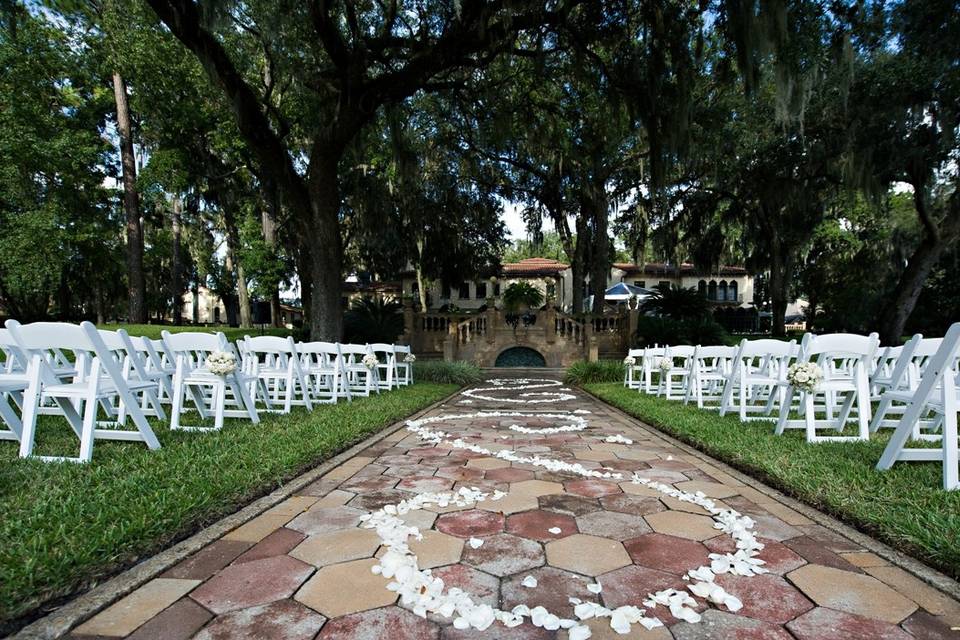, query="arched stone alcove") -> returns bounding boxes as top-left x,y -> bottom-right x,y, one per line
494,346 -> 547,367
